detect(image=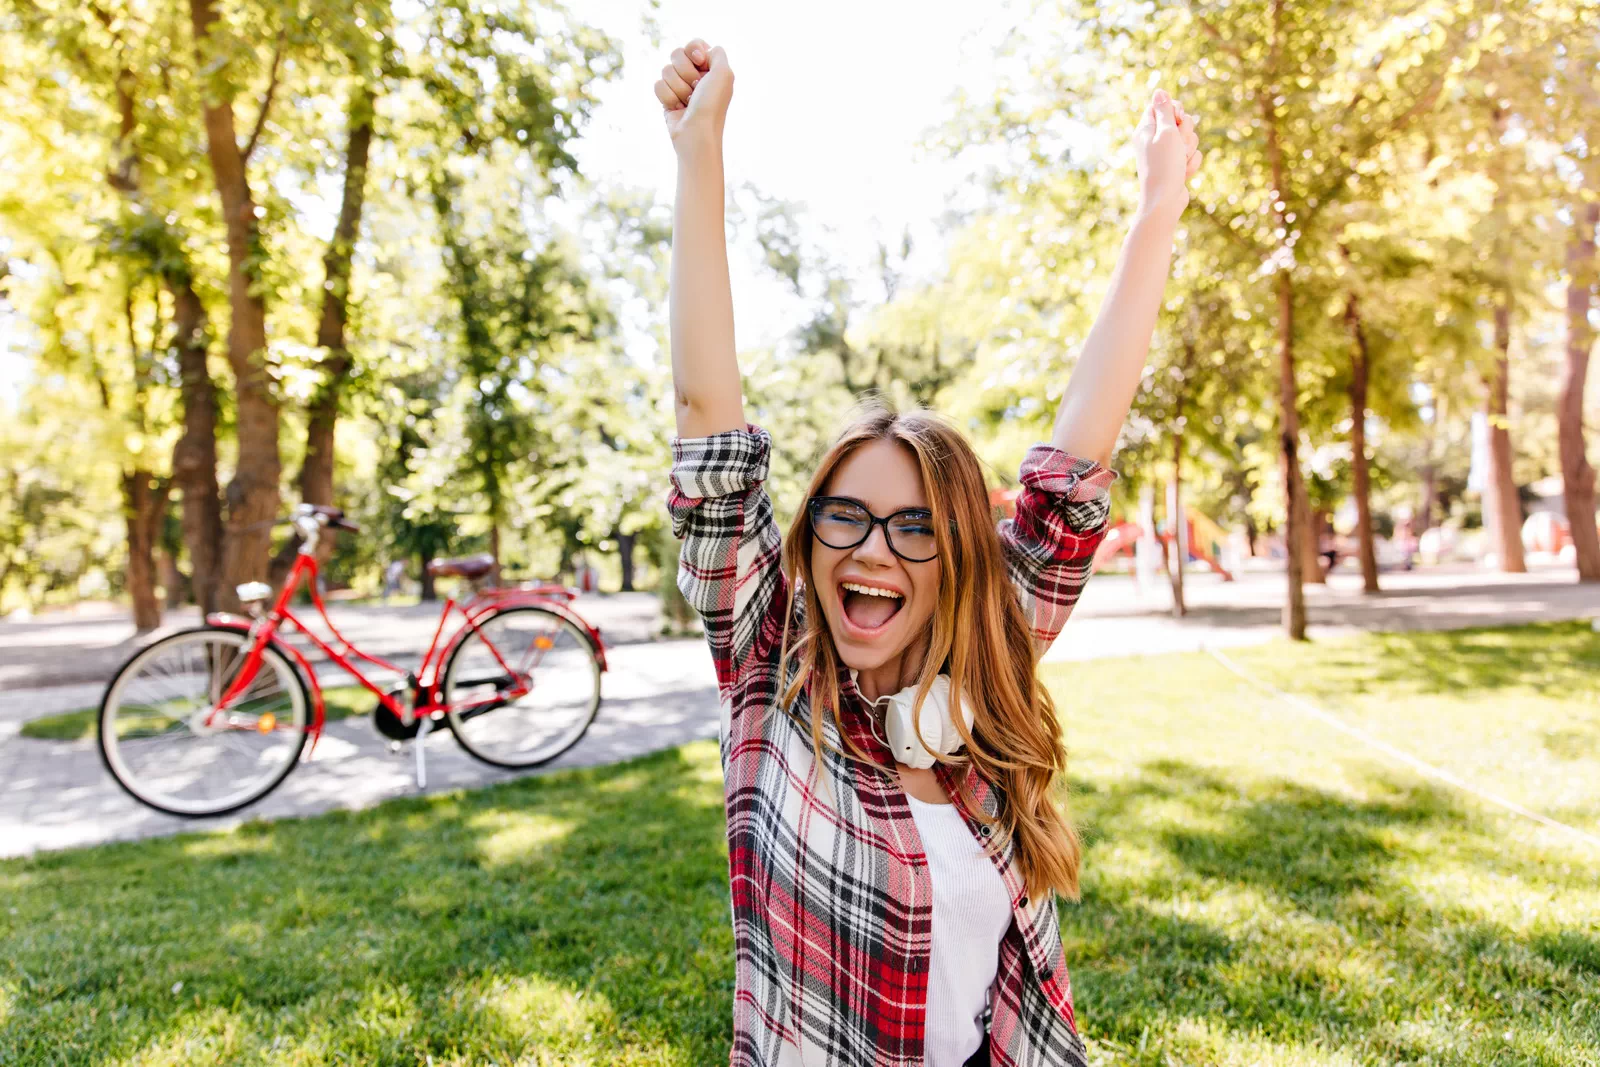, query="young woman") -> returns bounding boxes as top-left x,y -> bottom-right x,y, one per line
658,38 -> 1201,1067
